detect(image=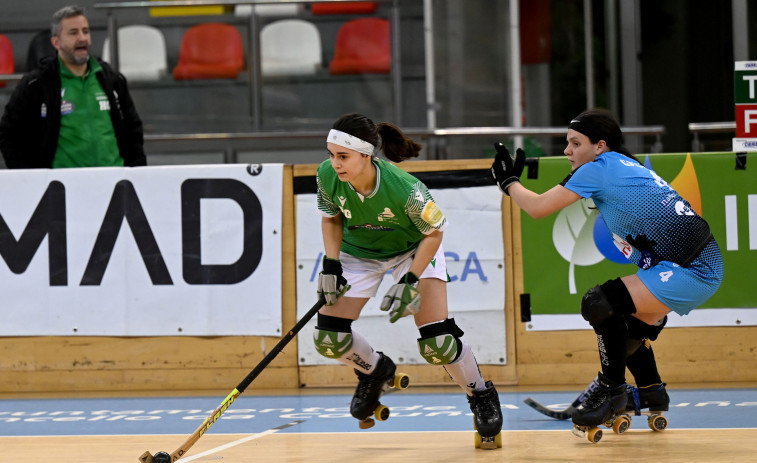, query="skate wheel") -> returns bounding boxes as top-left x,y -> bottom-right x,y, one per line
587,427 -> 603,443
474,432 -> 501,450
612,415 -> 631,434
648,414 -> 668,431
374,404 -> 390,422
394,373 -> 410,390
358,418 -> 375,429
